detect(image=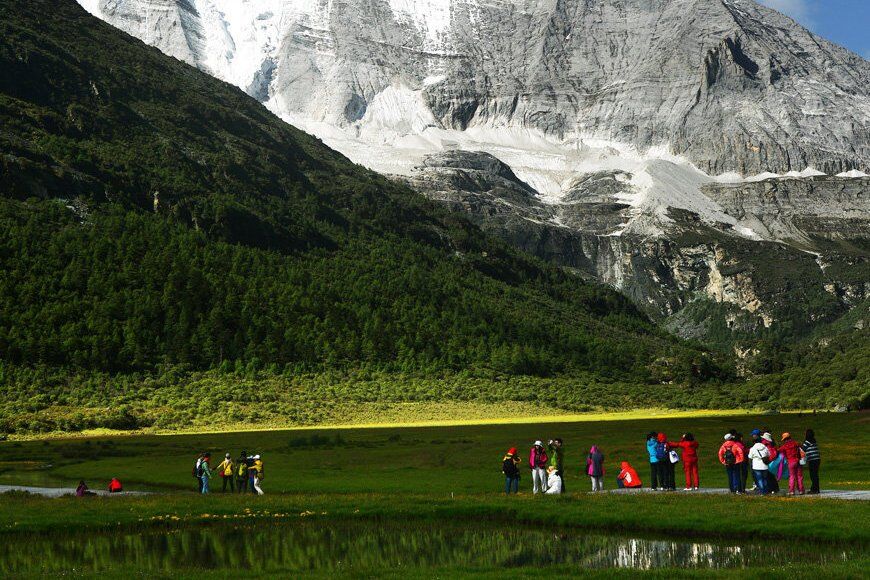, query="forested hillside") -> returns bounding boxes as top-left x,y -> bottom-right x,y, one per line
0,0 -> 863,435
